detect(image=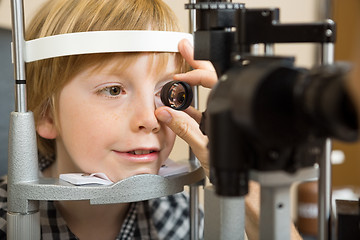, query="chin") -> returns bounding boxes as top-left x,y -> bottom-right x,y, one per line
131,168 -> 159,177
110,168 -> 160,182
